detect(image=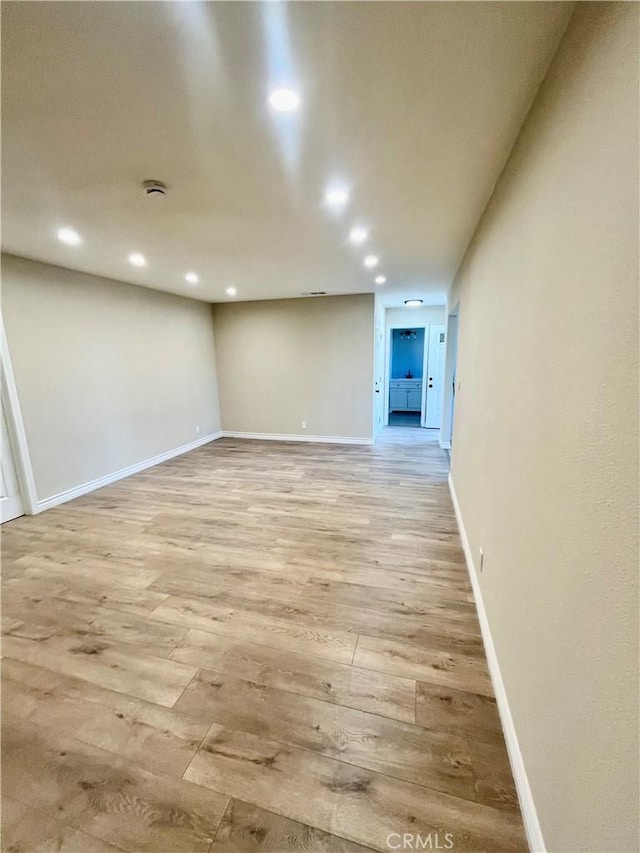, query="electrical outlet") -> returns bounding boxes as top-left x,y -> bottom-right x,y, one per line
479,548 -> 484,572
301,420 -> 307,430
195,425 -> 200,435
